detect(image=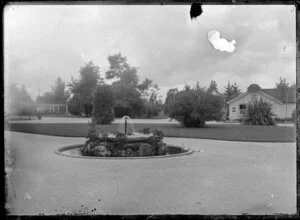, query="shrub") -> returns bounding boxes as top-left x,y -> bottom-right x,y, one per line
143,102 -> 162,118
114,105 -> 131,118
243,98 -> 276,126
168,87 -> 223,127
92,84 -> 115,124
67,95 -> 83,116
